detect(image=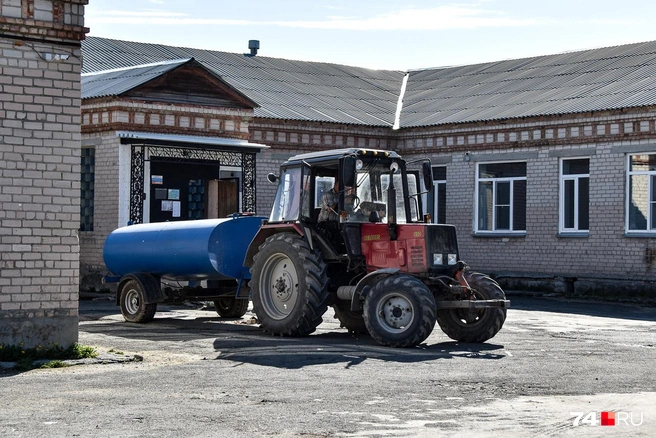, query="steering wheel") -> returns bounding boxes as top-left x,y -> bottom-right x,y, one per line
345,193 -> 360,209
